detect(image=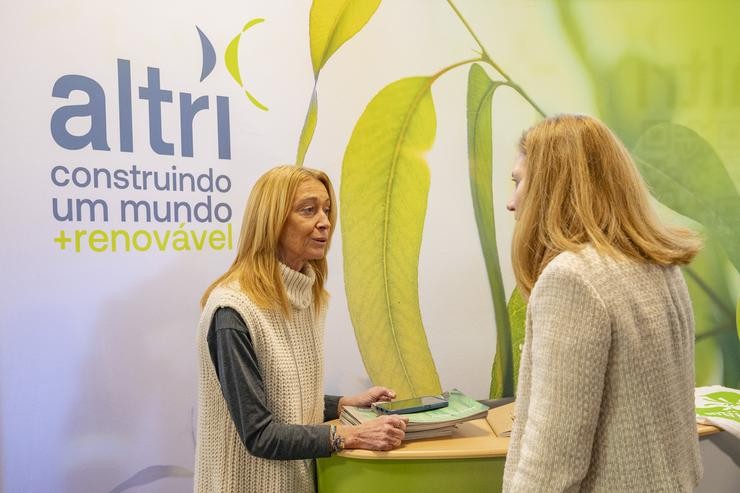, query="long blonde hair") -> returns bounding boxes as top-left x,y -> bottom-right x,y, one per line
200,165 -> 337,314
512,114 -> 701,297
